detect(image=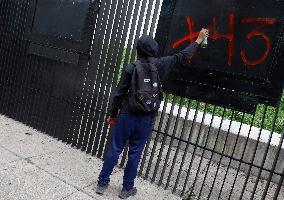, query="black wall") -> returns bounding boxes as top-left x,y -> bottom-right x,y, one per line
156,0 -> 284,112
